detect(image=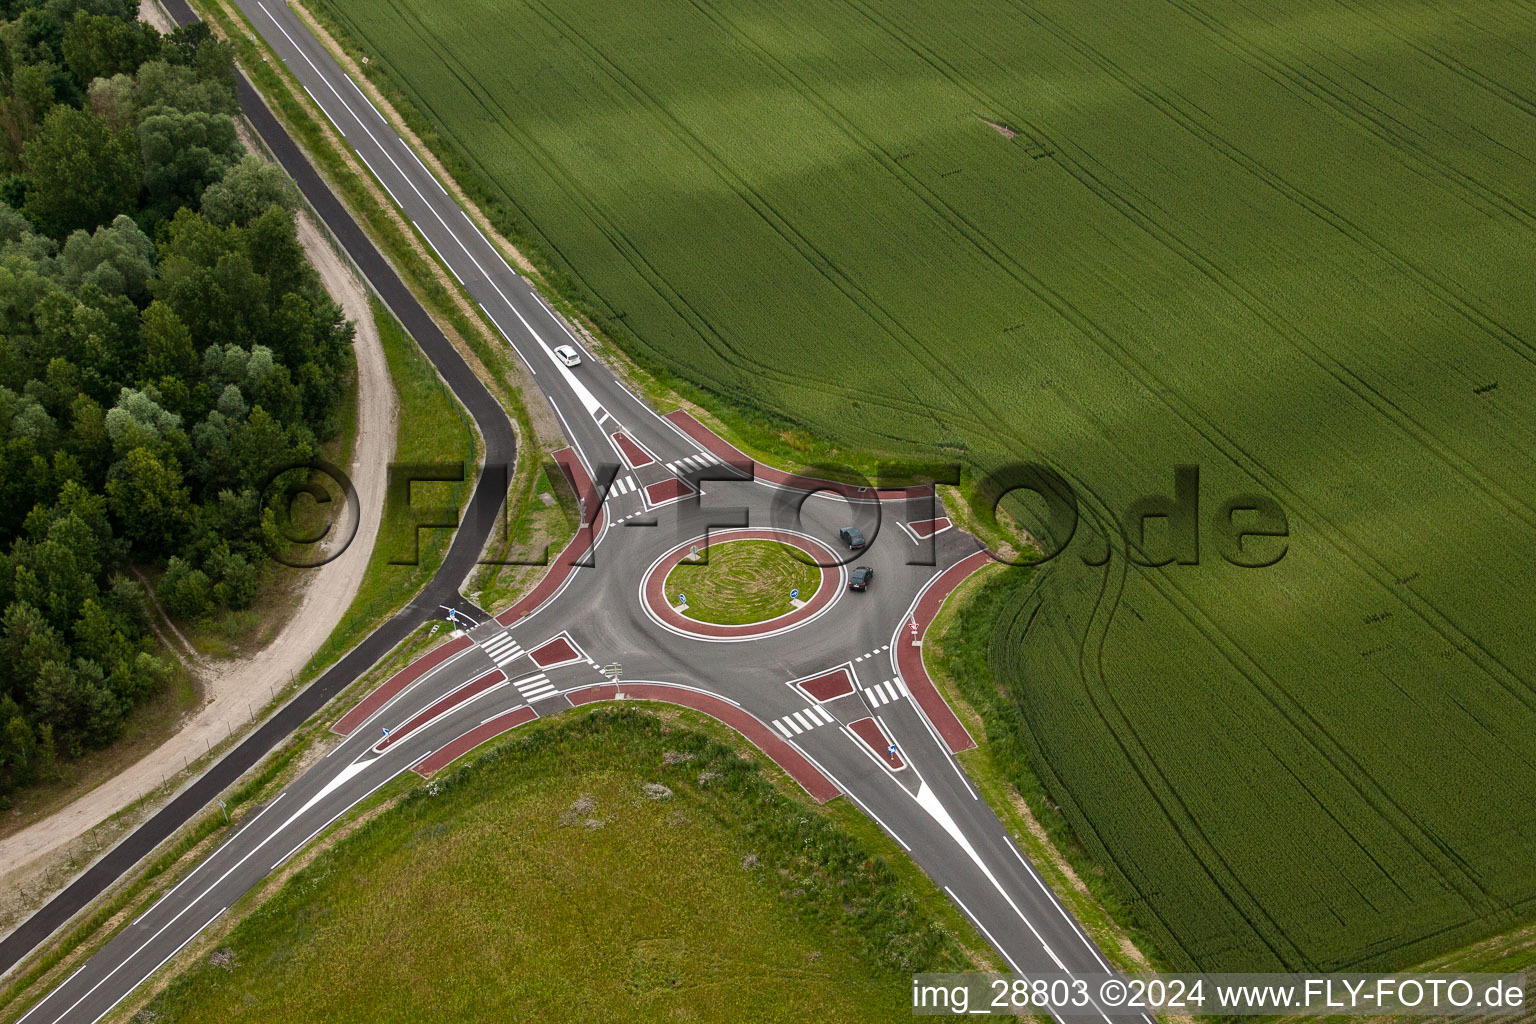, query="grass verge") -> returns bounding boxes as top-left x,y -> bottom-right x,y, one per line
297,298 -> 476,676
922,563 -> 1165,975
111,708 -> 987,1023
